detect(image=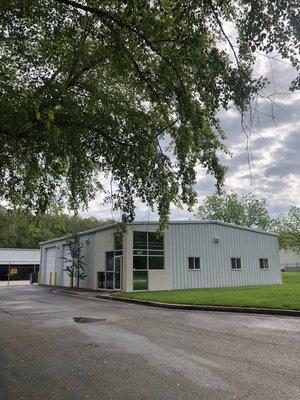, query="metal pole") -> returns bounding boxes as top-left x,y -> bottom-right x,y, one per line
7,262 -> 11,286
